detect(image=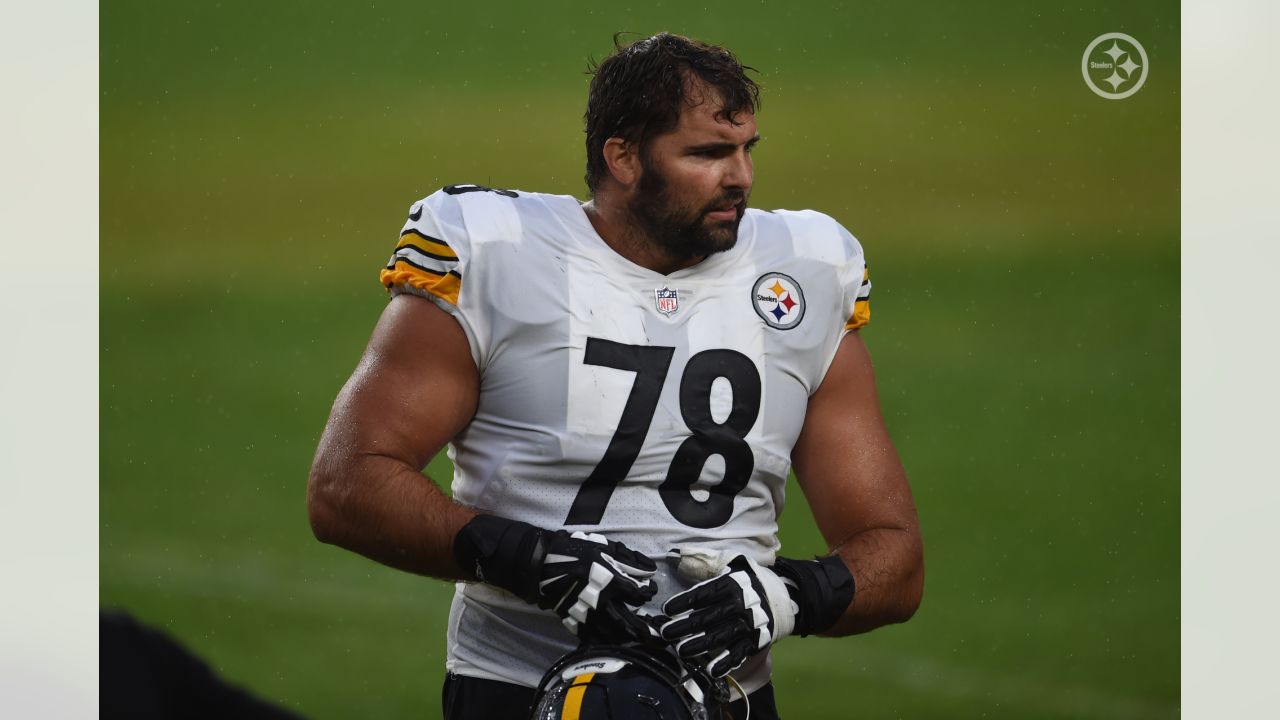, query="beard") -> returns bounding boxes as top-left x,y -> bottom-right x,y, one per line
627,156 -> 747,264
